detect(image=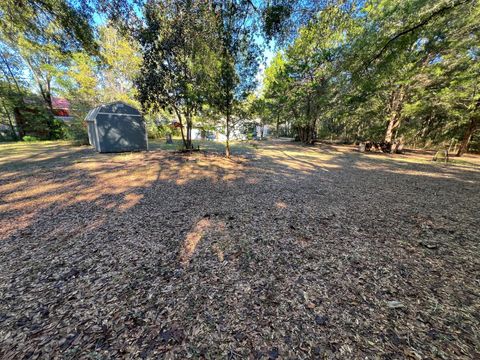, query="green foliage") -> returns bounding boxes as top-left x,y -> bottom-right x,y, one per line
62,120 -> 89,144
61,25 -> 141,121
205,1 -> 260,156
0,0 -> 143,143
98,26 -> 141,105
146,120 -> 178,140
1,0 -> 478,156
22,136 -> 39,142
263,4 -> 293,40
261,0 -> 479,153
0,0 -> 98,55
136,1 -> 220,150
